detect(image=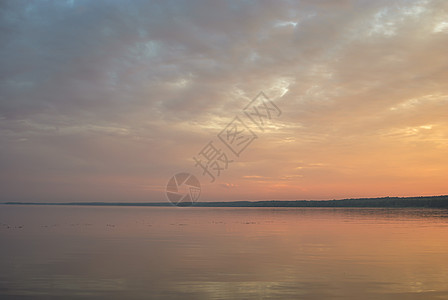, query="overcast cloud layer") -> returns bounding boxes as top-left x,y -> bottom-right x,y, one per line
1,0 -> 448,202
